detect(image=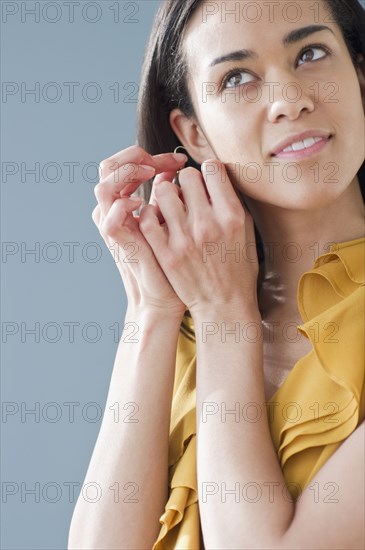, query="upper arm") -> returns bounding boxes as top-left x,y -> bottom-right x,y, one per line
279,420 -> 365,550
